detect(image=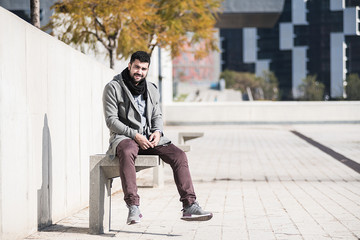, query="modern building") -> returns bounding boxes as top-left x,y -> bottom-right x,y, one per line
220,0 -> 360,100
173,0 -> 285,92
